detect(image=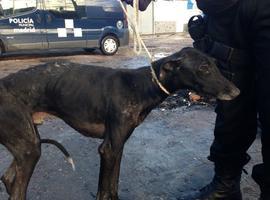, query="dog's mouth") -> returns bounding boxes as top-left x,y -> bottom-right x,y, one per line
217,87 -> 240,100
